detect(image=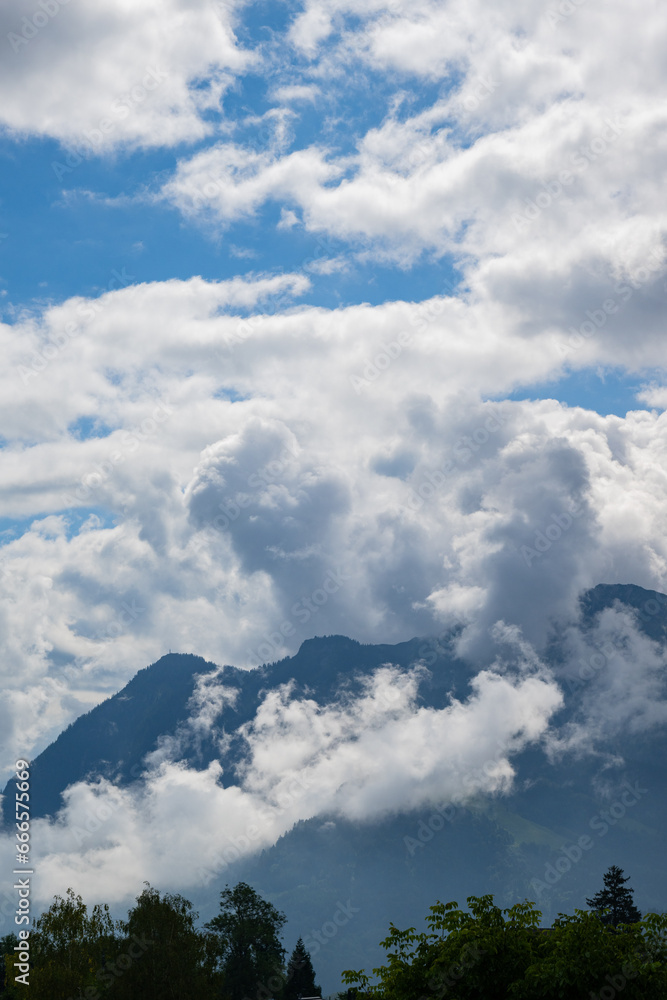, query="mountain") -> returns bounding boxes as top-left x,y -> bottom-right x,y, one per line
2,634 -> 472,826
2,583 -> 666,992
